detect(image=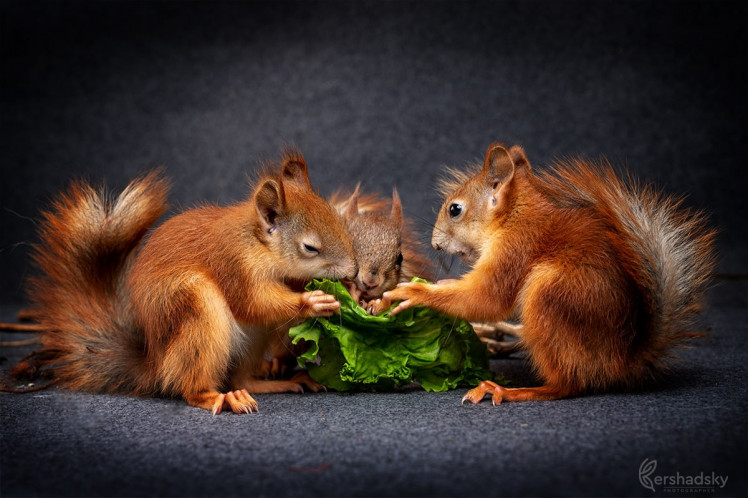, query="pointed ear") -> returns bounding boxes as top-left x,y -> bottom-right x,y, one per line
508,145 -> 531,173
281,149 -> 312,190
254,178 -> 285,231
482,143 -> 526,213
343,183 -> 361,222
482,143 -> 516,188
390,187 -> 403,231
